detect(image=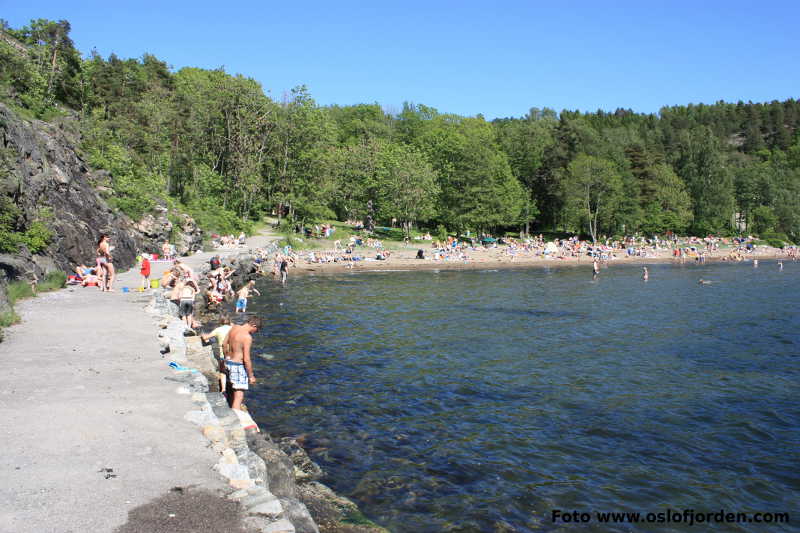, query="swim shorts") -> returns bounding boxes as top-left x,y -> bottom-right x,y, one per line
236,298 -> 247,311
225,359 -> 248,390
179,299 -> 194,317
